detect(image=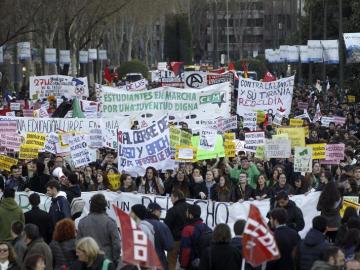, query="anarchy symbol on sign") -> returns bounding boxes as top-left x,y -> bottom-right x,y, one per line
186,73 -> 203,88
75,86 -> 85,96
